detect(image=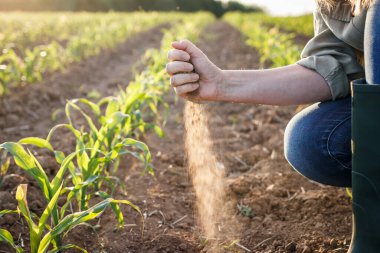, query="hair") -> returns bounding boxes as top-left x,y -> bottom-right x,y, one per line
317,0 -> 373,13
